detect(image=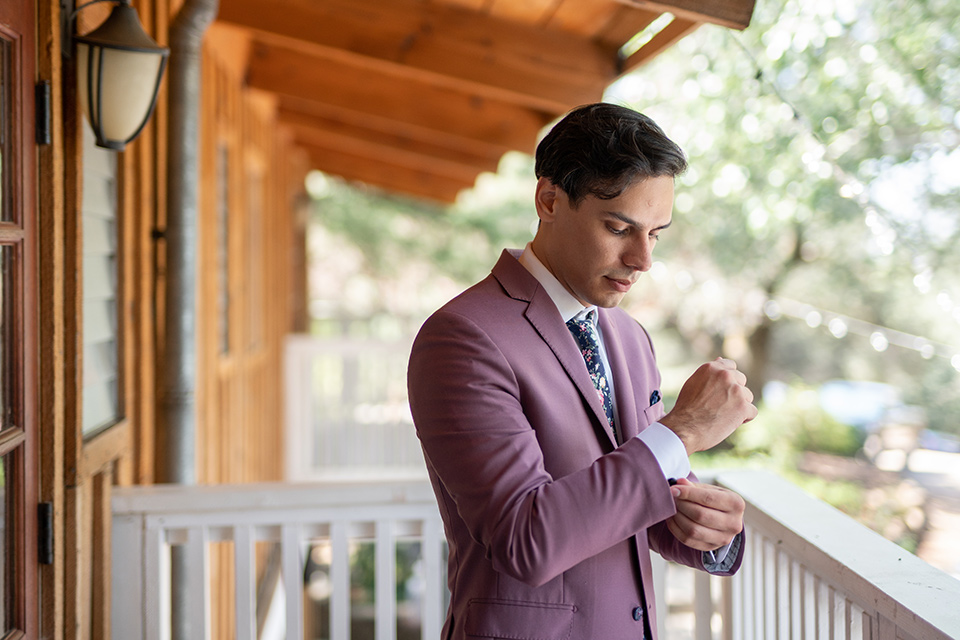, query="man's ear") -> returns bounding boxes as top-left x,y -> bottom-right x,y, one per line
534,177 -> 559,223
